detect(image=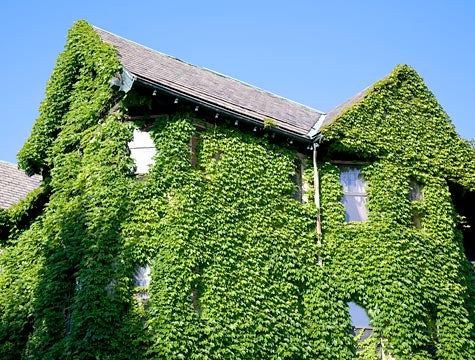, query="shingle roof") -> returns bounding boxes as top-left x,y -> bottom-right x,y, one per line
318,74 -> 391,132
351,326 -> 375,342
0,161 -> 41,209
319,85 -> 372,131
93,27 -> 324,138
